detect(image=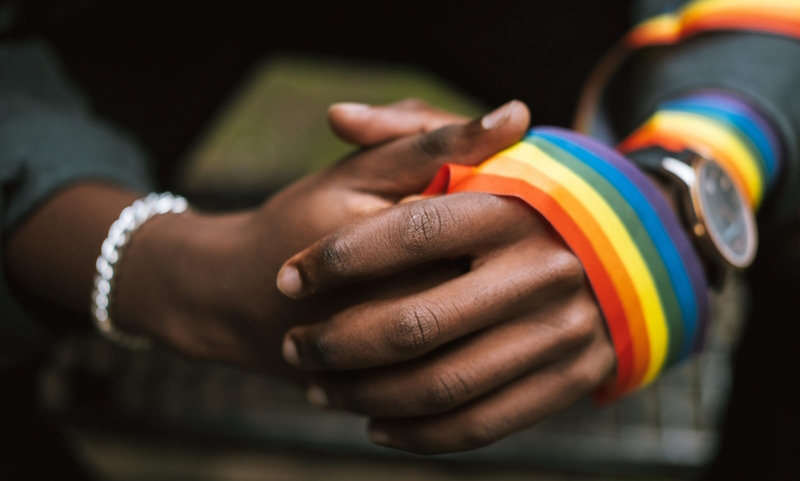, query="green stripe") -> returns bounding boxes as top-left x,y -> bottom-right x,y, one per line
528,136 -> 684,366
